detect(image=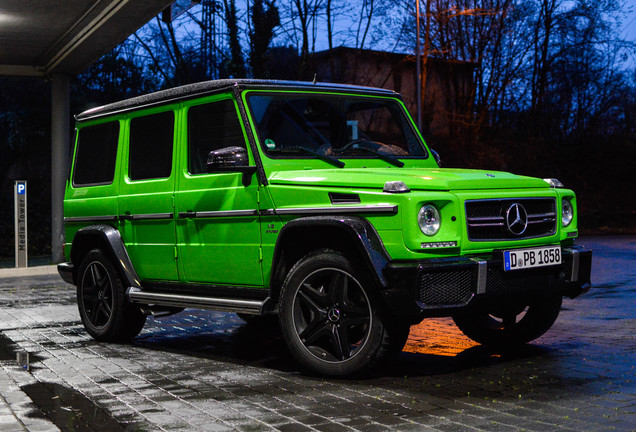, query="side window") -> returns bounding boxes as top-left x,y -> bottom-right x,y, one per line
187,99 -> 246,175
73,121 -> 119,186
129,111 -> 174,180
